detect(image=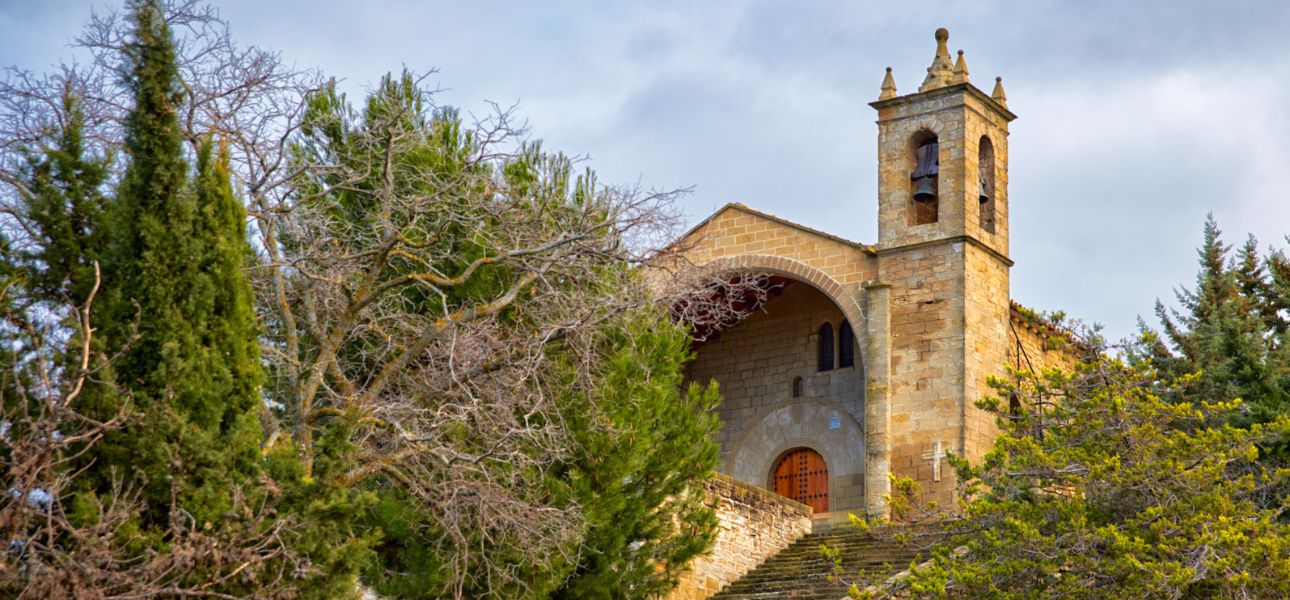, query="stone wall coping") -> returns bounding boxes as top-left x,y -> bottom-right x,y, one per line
708,472 -> 814,517
1009,301 -> 1088,354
